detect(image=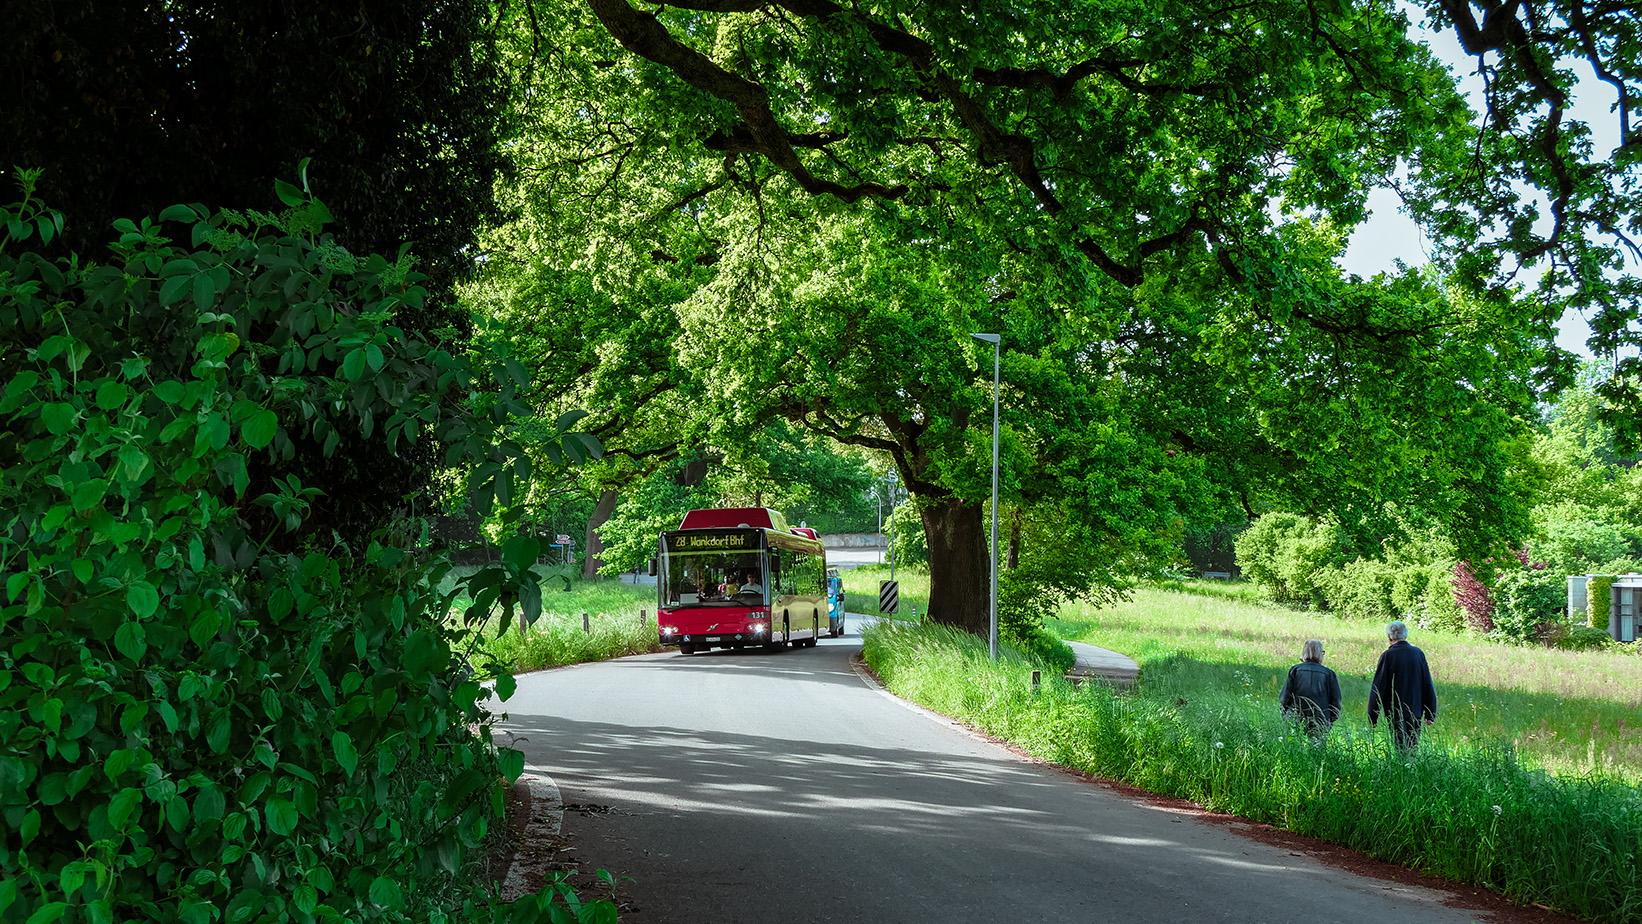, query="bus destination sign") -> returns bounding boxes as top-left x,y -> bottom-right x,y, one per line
666,530 -> 757,551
